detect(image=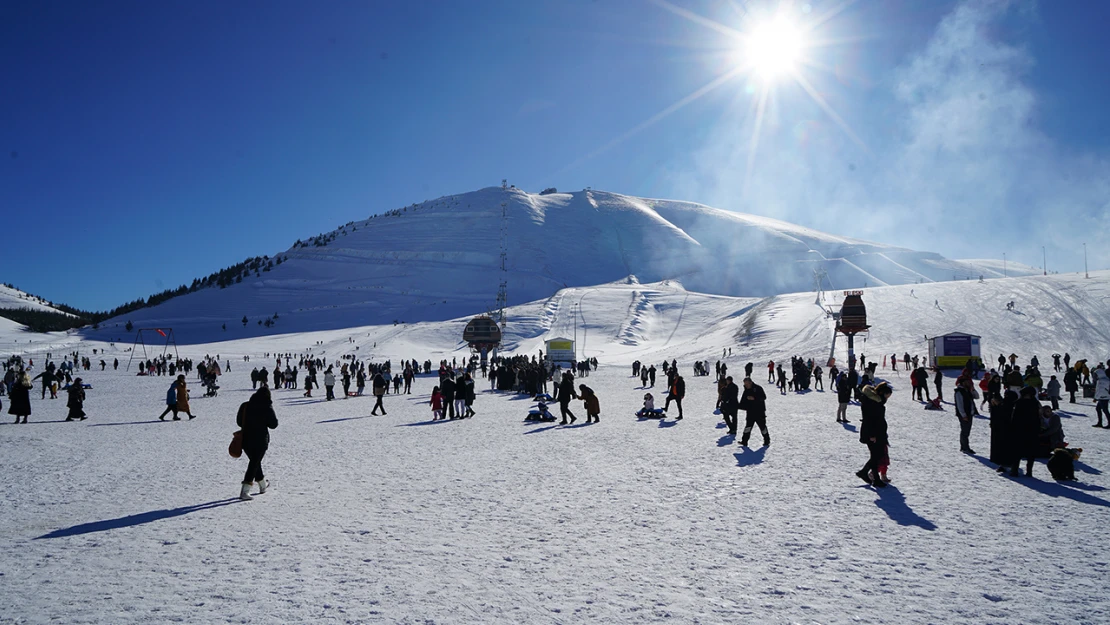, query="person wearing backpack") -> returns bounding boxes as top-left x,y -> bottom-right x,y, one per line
237,386 -> 278,500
